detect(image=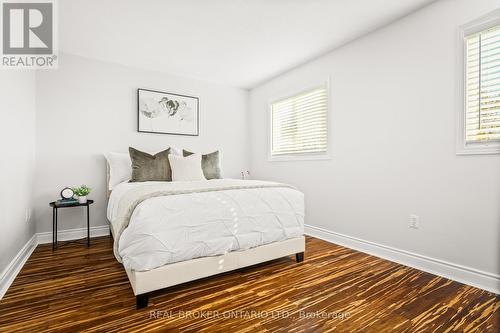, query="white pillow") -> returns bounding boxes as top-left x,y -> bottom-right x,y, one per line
105,152 -> 132,190
170,146 -> 183,156
168,154 -> 206,181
